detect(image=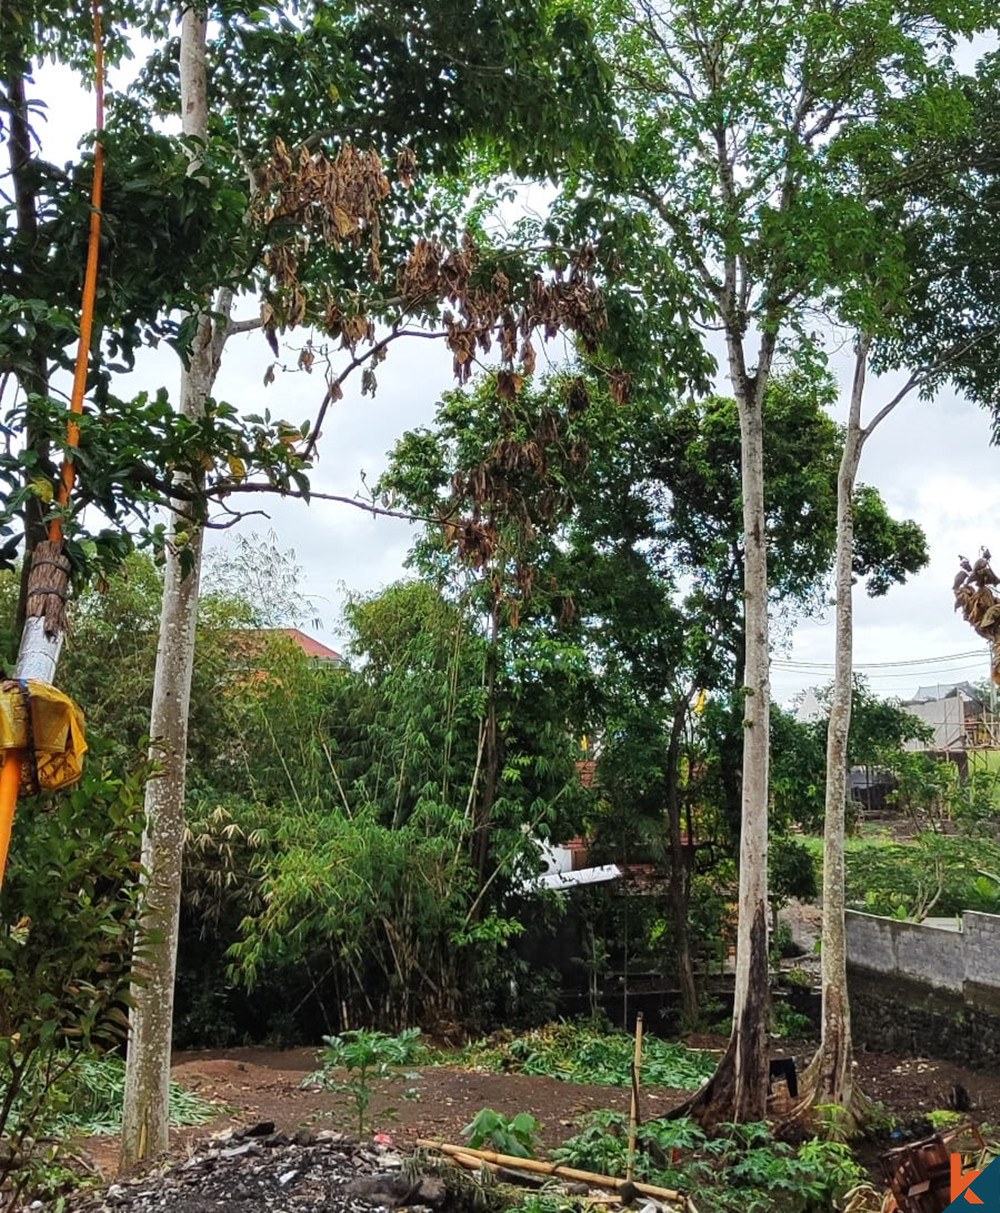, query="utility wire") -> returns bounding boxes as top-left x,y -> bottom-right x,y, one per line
772,648 -> 985,671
